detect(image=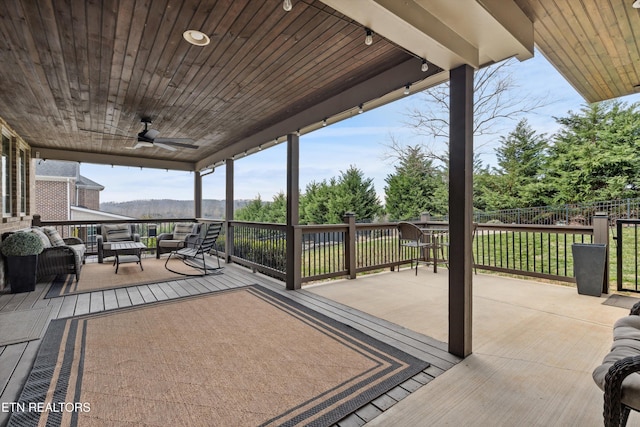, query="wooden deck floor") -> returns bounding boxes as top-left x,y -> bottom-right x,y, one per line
0,259 -> 458,427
